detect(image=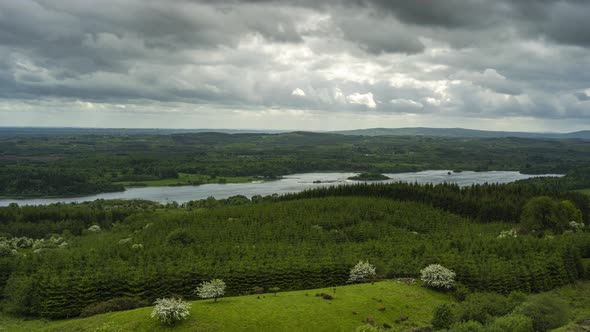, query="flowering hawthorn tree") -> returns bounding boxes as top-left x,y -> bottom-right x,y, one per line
420,264 -> 456,289
150,297 -> 191,325
195,279 -> 226,302
348,260 -> 376,283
